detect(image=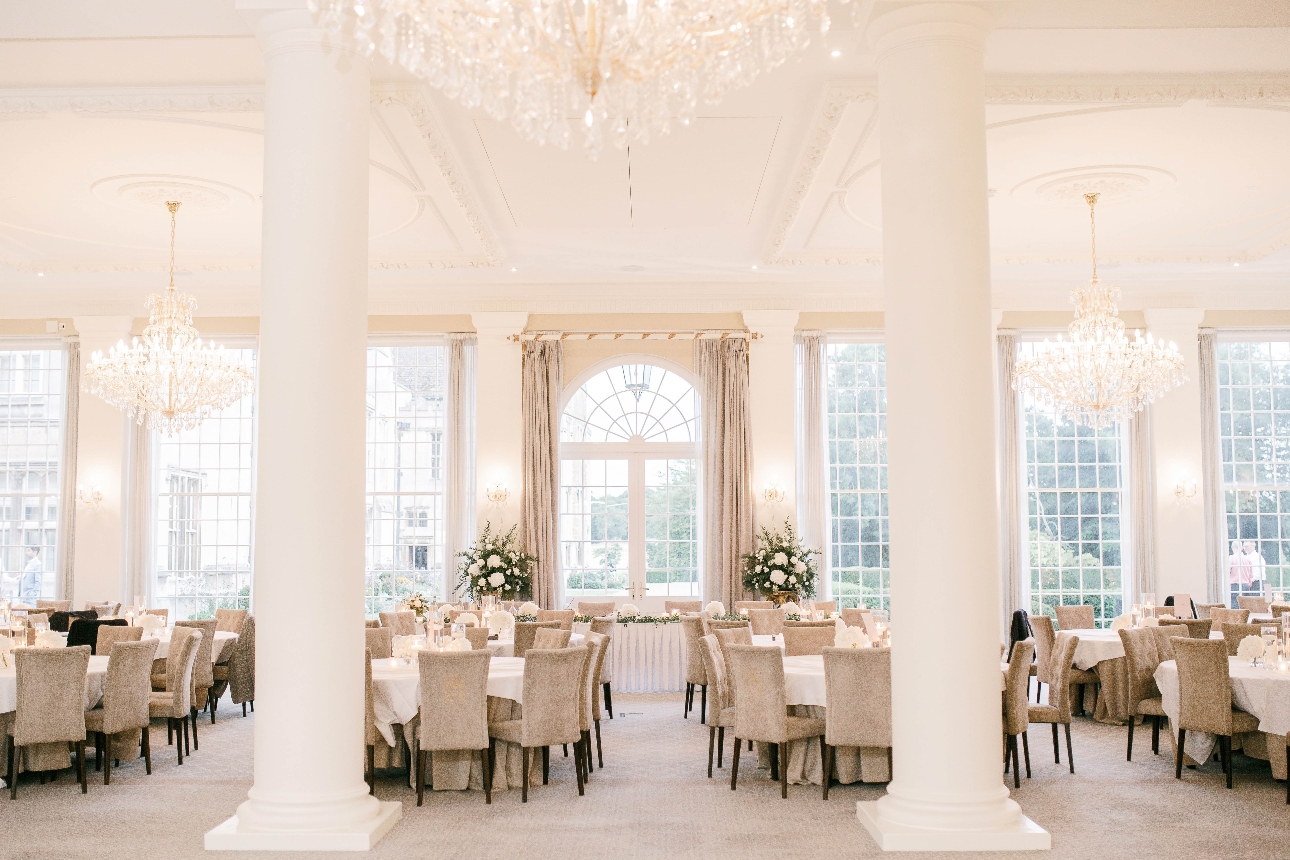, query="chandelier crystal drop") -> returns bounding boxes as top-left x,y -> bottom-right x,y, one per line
311,0 -> 846,155
1013,193 -> 1187,429
83,201 -> 255,436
